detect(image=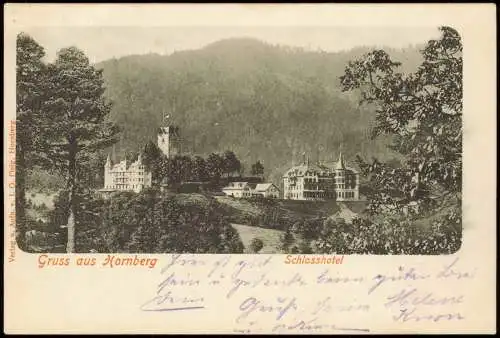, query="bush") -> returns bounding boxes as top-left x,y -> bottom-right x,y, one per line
298,239 -> 313,254
279,227 -> 296,253
249,237 -> 264,253
291,218 -> 324,241
313,216 -> 461,255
